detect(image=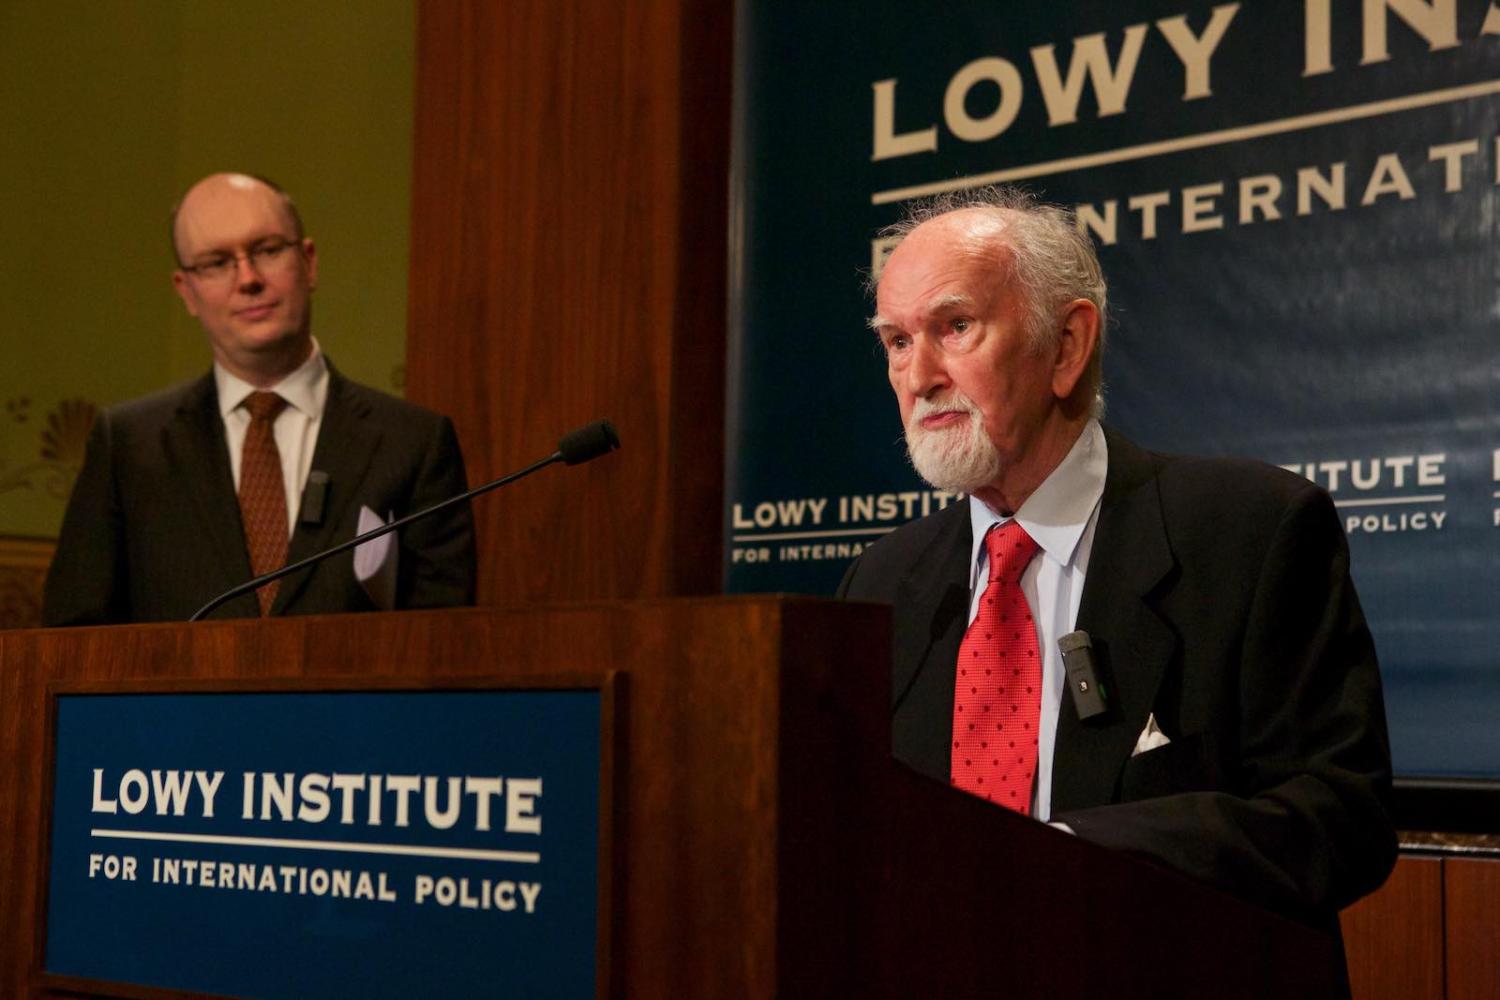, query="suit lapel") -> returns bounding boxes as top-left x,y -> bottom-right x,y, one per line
160,375 -> 259,615
890,501 -> 973,781
1051,430 -> 1177,812
271,366 -> 381,613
